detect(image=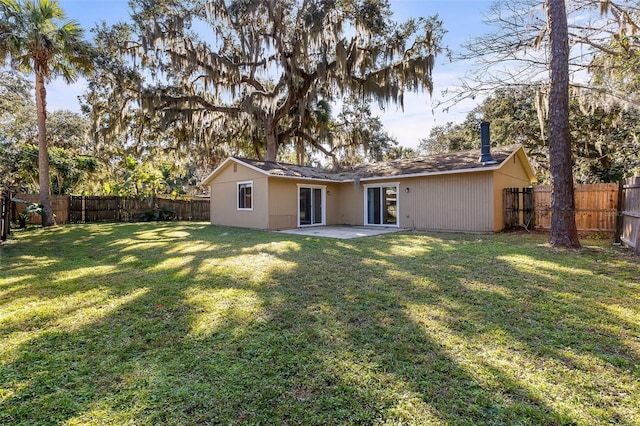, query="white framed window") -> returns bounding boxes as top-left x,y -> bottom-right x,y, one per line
237,181 -> 253,210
